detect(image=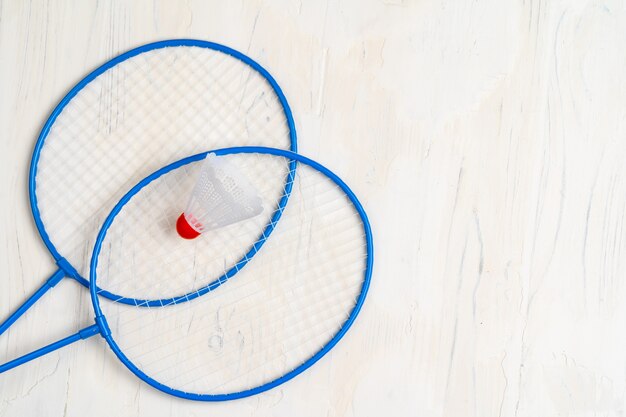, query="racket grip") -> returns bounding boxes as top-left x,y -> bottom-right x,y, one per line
0,324 -> 99,373
0,268 -> 65,337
